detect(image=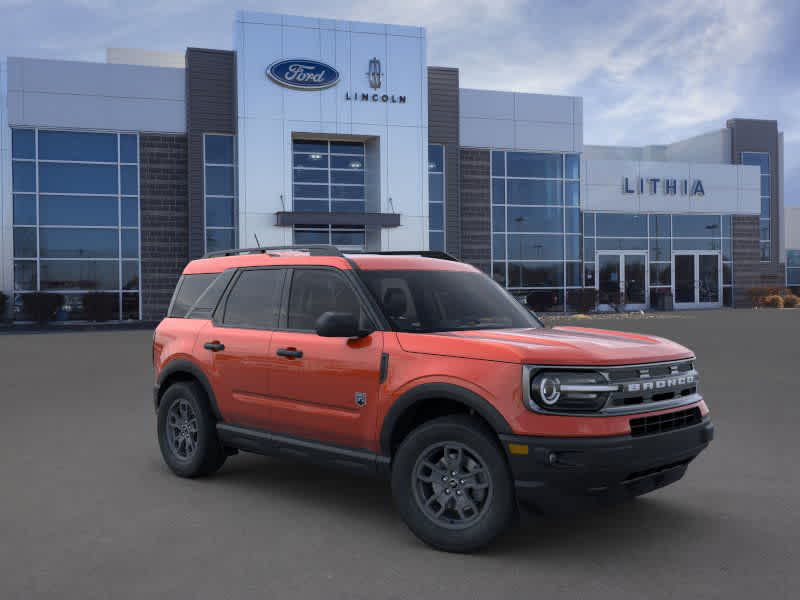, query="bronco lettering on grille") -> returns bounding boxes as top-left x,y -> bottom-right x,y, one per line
625,374 -> 695,393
